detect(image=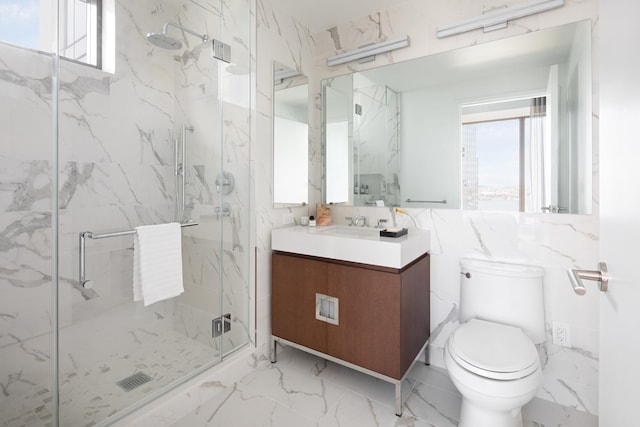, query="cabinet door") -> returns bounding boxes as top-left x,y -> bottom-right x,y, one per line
327,263 -> 401,379
272,253 -> 327,353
